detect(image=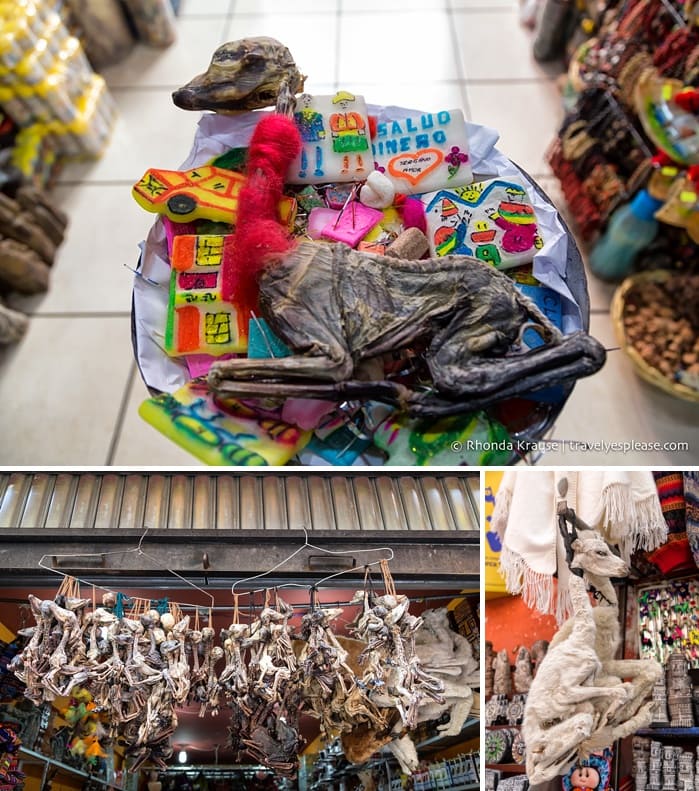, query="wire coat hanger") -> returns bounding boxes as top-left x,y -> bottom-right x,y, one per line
230,526 -> 394,596
658,0 -> 688,27
37,528 -> 214,612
